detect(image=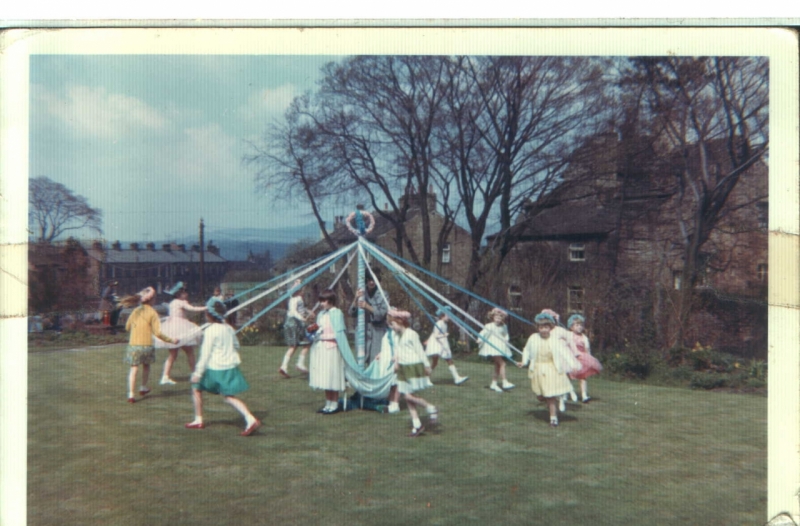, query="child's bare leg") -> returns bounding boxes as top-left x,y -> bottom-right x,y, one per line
141,363 -> 150,388
405,397 -> 423,431
430,355 -> 439,371
280,347 -> 296,375
296,346 -> 309,372
127,366 -> 138,398
190,388 -> 204,421
162,349 -> 178,380
580,379 -> 589,400
184,347 -> 196,373
404,393 -> 429,411
547,397 -> 559,426
498,358 -> 514,389
224,395 -> 257,425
